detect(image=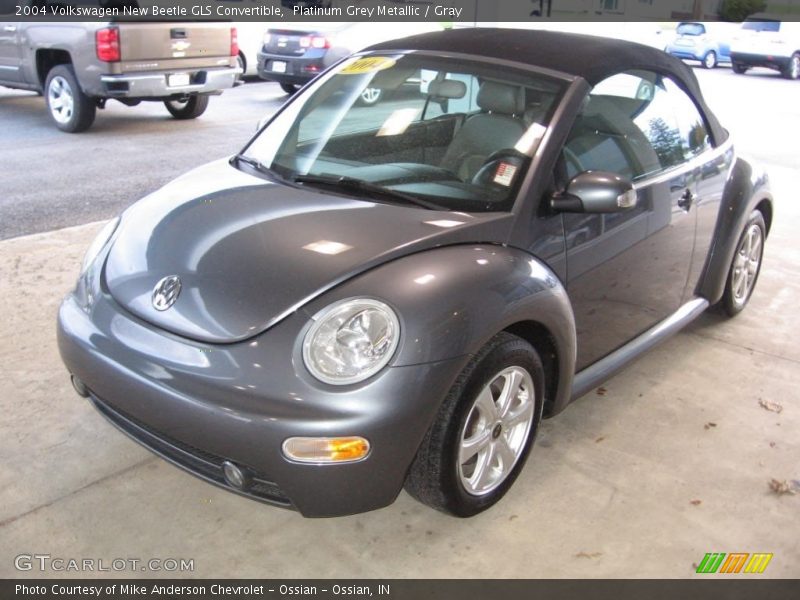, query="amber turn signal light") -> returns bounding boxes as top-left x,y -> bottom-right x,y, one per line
282,436 -> 370,464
